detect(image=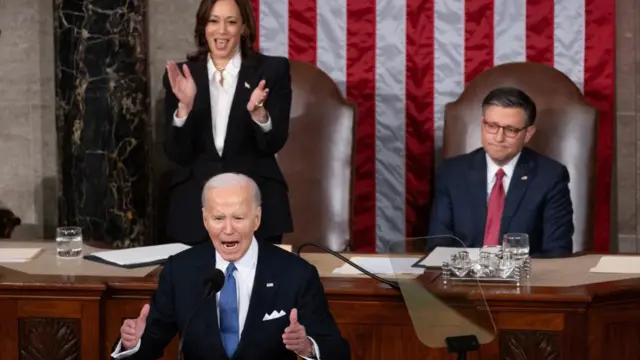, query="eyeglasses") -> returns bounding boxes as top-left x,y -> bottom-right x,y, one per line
482,120 -> 527,138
